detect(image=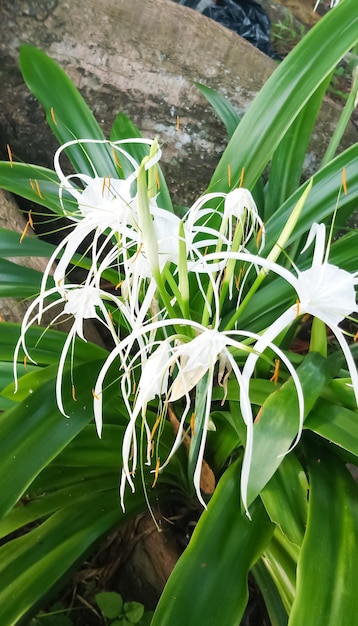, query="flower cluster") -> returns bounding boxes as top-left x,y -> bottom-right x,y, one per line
15,138 -> 358,514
